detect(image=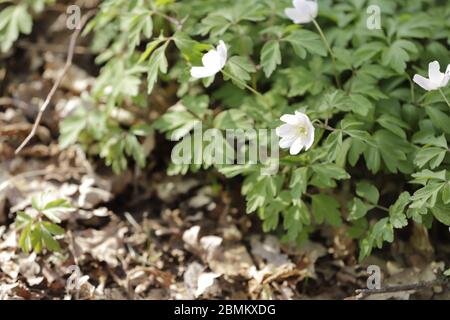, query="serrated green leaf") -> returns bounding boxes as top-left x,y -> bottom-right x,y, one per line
356,181 -> 379,204
147,42 -> 168,94
283,29 -> 326,59
260,40 -> 281,78
311,194 -> 342,227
